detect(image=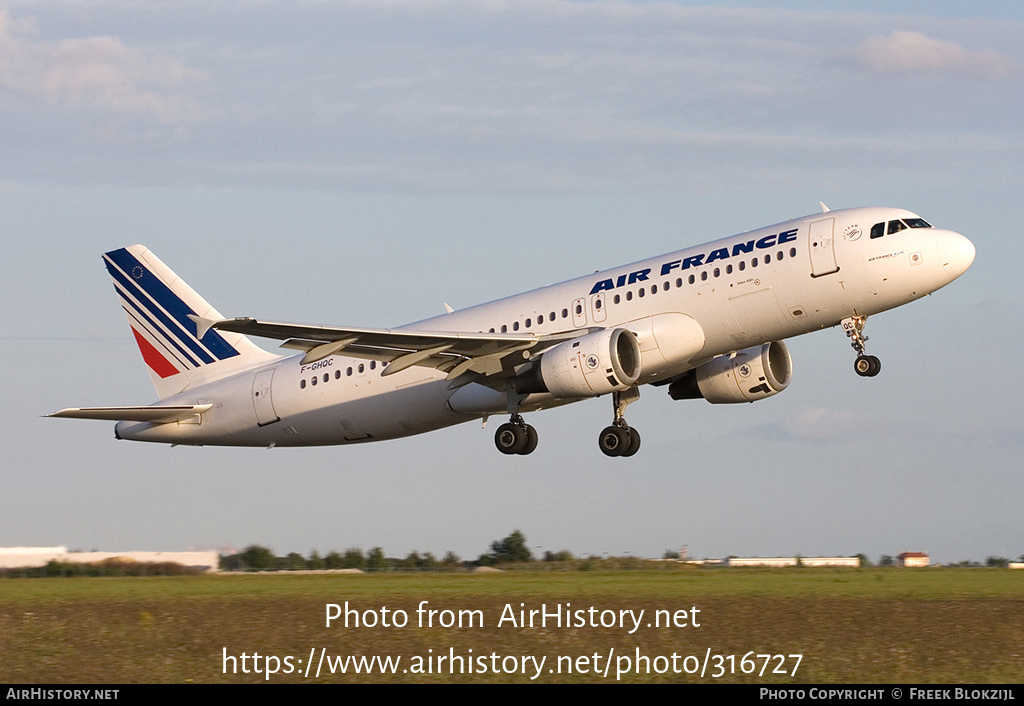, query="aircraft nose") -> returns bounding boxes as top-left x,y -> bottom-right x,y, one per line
936,231 -> 975,280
